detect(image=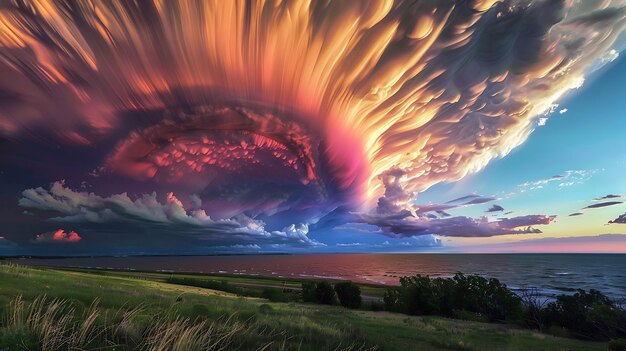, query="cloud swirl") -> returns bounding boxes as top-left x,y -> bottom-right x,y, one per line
1,0 -> 625,249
